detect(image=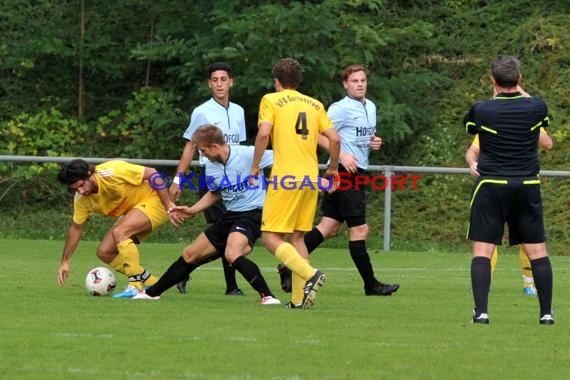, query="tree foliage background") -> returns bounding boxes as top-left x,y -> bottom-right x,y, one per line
1,0 -> 569,252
